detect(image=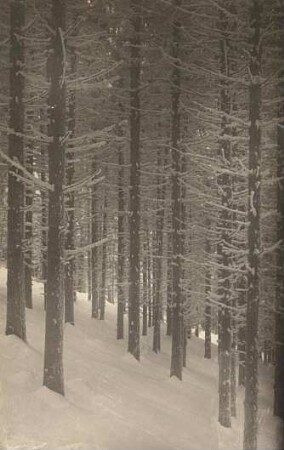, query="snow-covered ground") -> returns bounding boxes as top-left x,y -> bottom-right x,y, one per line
0,267 -> 282,450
